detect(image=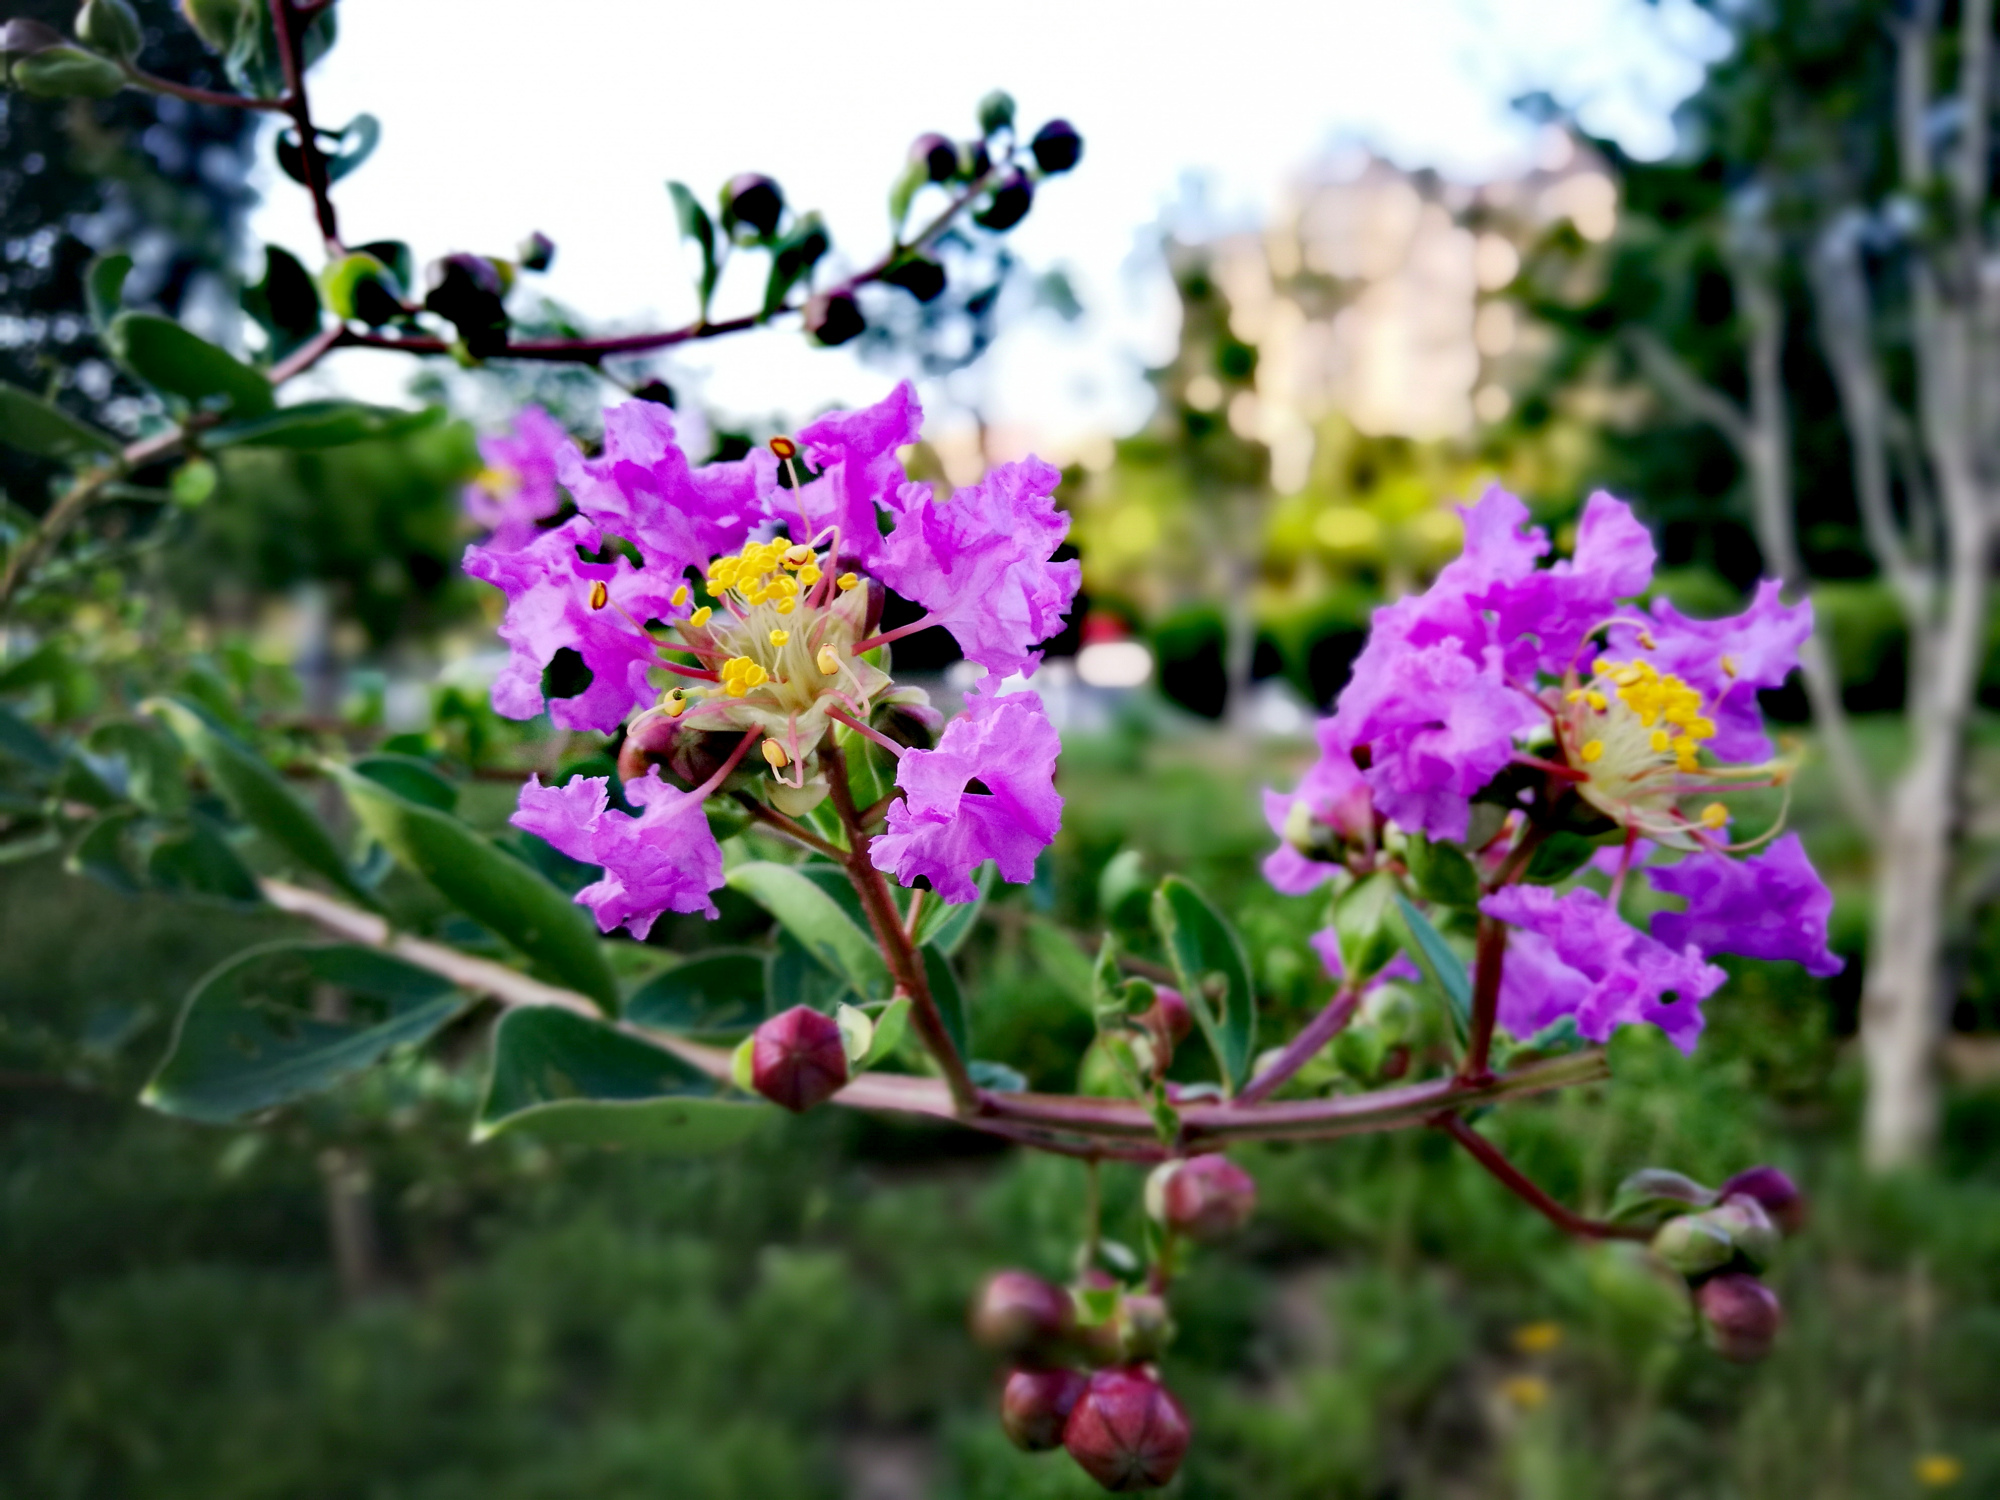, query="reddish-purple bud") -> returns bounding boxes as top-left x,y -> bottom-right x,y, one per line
1141,987 -> 1193,1050
909,131 -> 958,184
1697,1272 -> 1783,1363
1000,1366 -> 1087,1451
617,708 -> 749,792
970,1271 -> 1075,1362
974,170 -> 1035,231
749,1005 -> 848,1113
722,173 -> 785,241
1719,1165 -> 1806,1237
517,231 -> 556,272
804,291 -> 865,347
1152,1154 -> 1257,1243
1031,119 -> 1084,174
1063,1367 -> 1191,1492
